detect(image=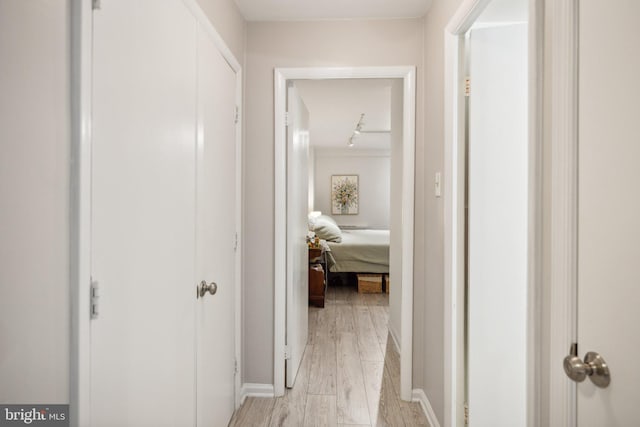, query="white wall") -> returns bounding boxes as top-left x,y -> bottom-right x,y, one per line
196,0 -> 246,61
421,2 -> 466,420
0,0 -> 71,403
243,18 -> 425,386
313,149 -> 390,228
